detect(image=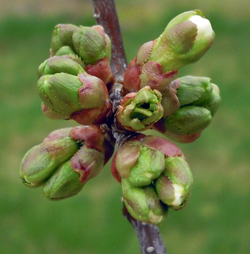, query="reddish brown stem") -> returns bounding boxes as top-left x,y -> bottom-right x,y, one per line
91,1 -> 167,253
